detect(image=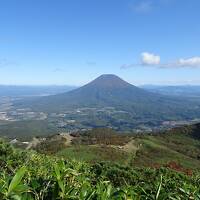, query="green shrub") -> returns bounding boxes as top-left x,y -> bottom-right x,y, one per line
0,140 -> 200,199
